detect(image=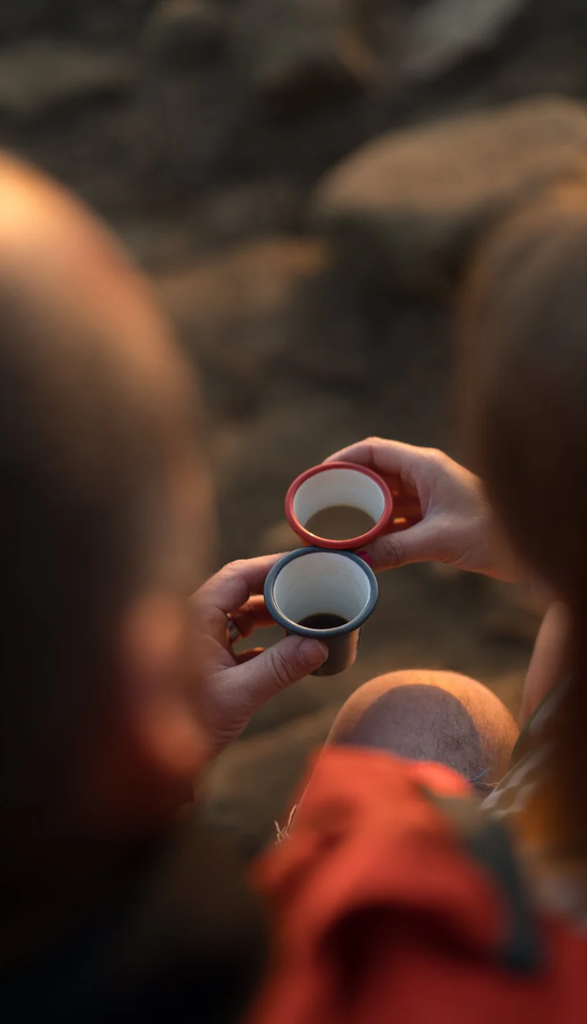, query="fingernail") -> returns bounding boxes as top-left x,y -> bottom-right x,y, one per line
357,550 -> 373,568
299,638 -> 328,668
